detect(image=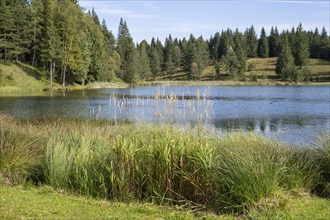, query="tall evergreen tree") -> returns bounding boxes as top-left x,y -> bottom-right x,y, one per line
39,0 -> 60,89
209,32 -> 221,61
233,29 -> 247,73
276,34 -> 295,80
268,26 -> 281,57
0,0 -> 16,61
116,18 -> 138,85
165,54 -> 175,80
320,27 -> 330,60
138,40 -> 151,80
310,28 -> 321,58
293,23 -> 309,69
245,25 -> 258,58
258,27 -> 269,58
